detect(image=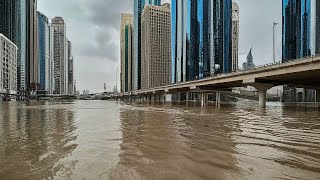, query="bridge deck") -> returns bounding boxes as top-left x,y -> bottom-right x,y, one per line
132,56 -> 320,94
